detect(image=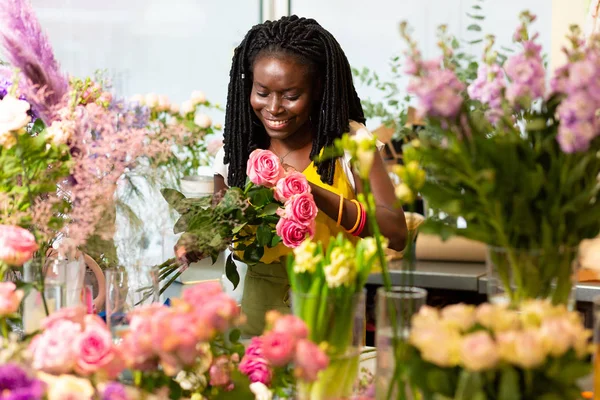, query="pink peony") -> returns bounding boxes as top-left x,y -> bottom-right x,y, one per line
272,315 -> 308,340
196,293 -> 240,334
74,316 -> 123,378
30,320 -> 81,374
182,281 -> 224,307
261,331 -> 296,367
246,149 -> 285,188
239,355 -> 273,386
274,171 -> 311,202
294,339 -> 329,381
120,314 -> 158,371
0,282 -> 24,316
277,193 -> 318,227
245,336 -> 265,357
0,225 -> 38,266
41,306 -> 86,329
275,218 -> 315,248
